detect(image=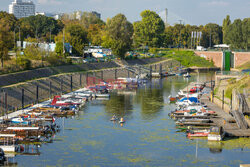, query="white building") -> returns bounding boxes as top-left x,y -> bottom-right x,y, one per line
35,12 -> 61,20
9,0 -> 35,19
